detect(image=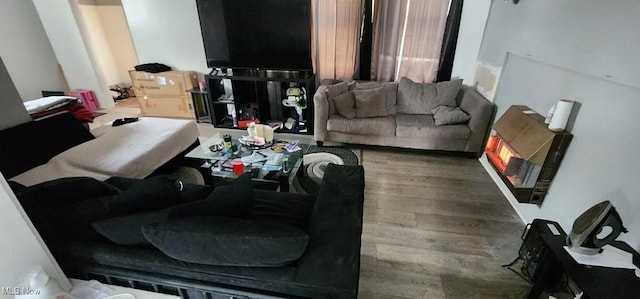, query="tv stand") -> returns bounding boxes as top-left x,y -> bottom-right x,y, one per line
205,68 -> 315,134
